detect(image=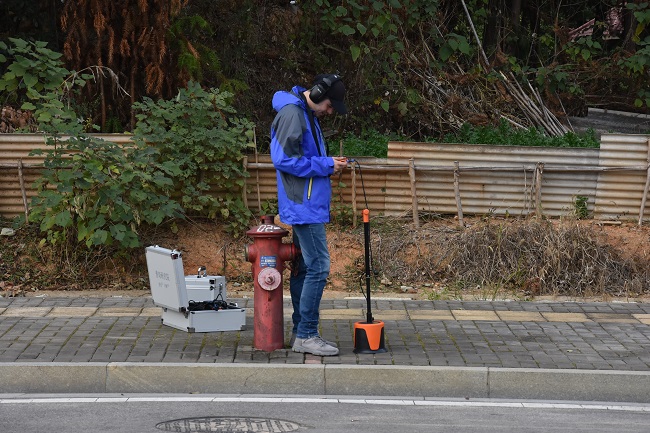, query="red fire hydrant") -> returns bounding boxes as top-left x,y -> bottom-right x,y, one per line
245,216 -> 297,352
